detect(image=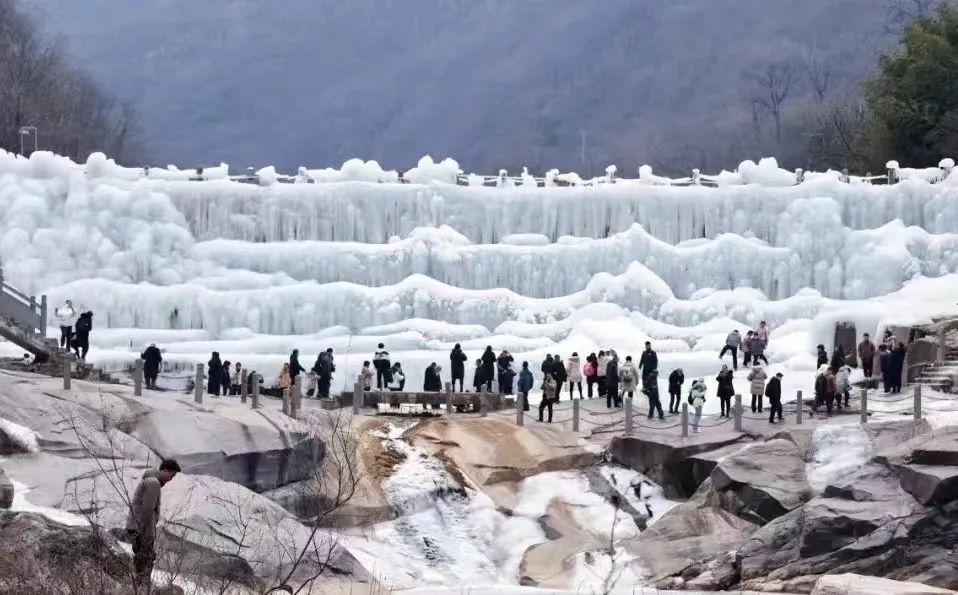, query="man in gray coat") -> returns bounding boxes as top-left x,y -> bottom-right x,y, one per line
126,459 -> 181,586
